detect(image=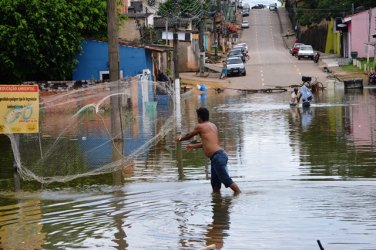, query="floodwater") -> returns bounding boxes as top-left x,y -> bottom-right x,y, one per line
1,85 -> 376,250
